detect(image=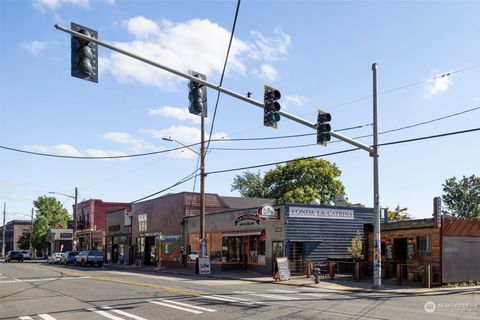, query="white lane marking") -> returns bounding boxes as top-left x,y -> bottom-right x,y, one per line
102,307 -> 148,320
0,276 -> 89,284
19,317 -> 33,320
39,314 -> 57,320
149,300 -> 202,314
88,308 -> 126,320
234,291 -> 300,301
160,299 -> 216,312
299,292 -> 327,298
201,294 -> 263,305
268,289 -> 299,294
